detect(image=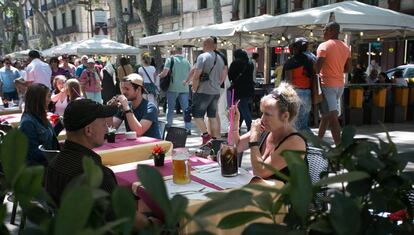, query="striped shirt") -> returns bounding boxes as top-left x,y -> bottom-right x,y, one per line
45,140 -> 117,205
